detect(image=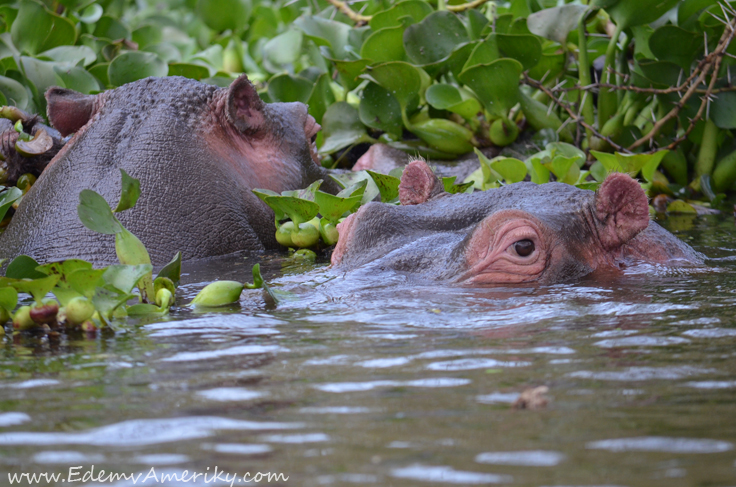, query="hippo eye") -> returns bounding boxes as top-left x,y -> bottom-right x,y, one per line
514,239 -> 535,257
